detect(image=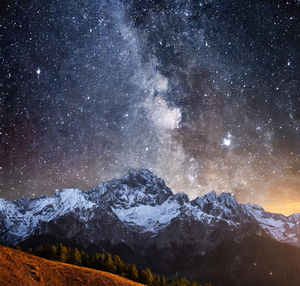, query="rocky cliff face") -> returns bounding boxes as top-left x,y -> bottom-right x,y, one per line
1,169 -> 299,285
